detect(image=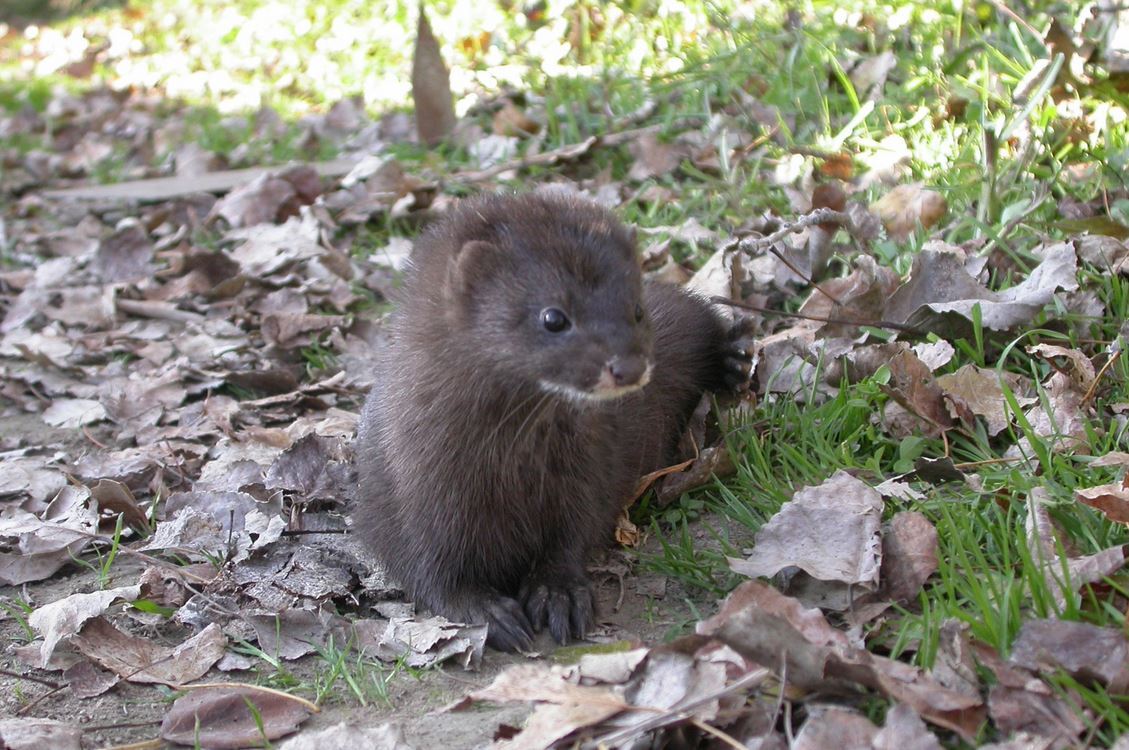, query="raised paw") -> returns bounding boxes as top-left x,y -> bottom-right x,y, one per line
719,315 -> 756,394
519,576 -> 594,645
479,592 -> 535,652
